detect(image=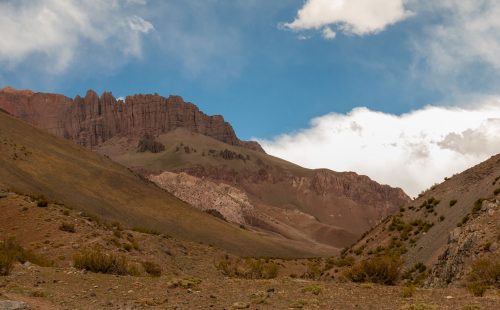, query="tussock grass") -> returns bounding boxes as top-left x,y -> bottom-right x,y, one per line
73,246 -> 134,275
